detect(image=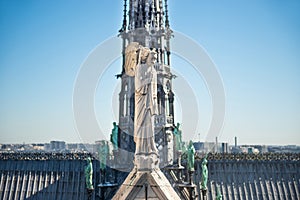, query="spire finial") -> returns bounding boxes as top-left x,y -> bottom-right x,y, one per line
120,0 -> 128,32
165,0 -> 170,28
